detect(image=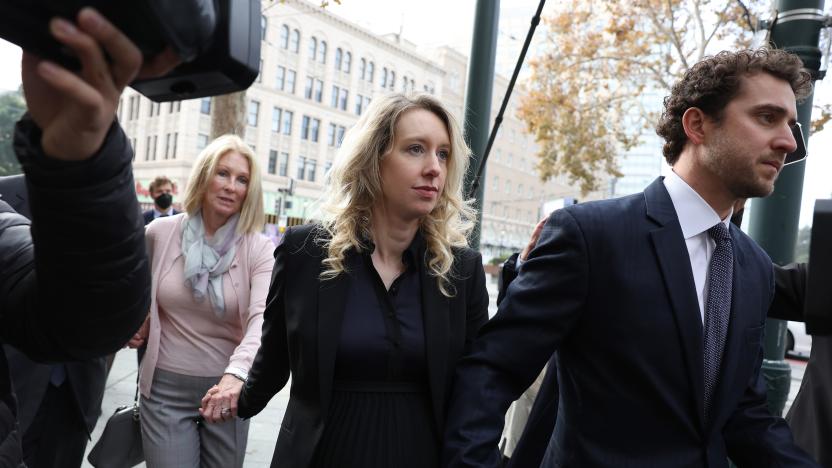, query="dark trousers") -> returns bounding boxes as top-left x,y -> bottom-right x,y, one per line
22,383 -> 89,468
